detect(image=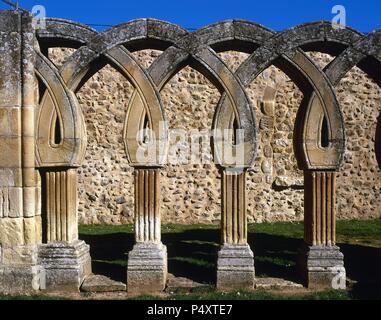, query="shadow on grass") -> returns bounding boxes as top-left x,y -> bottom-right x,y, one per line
249,233 -> 302,283
79,232 -> 134,283
341,244 -> 381,299
163,230 -> 219,284
80,228 -> 381,299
